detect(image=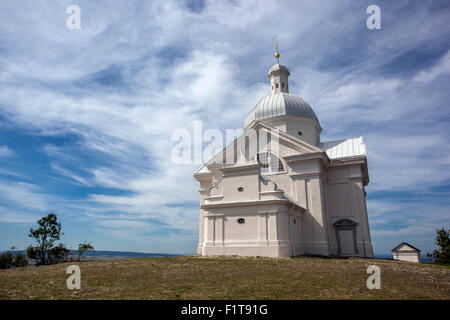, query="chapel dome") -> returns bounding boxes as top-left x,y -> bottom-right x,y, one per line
244,92 -> 320,128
